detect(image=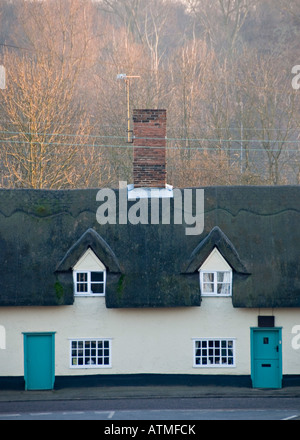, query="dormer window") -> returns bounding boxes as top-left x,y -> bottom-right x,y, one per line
73,248 -> 106,297
200,271 -> 232,296
75,271 -> 106,295
199,248 -> 232,297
